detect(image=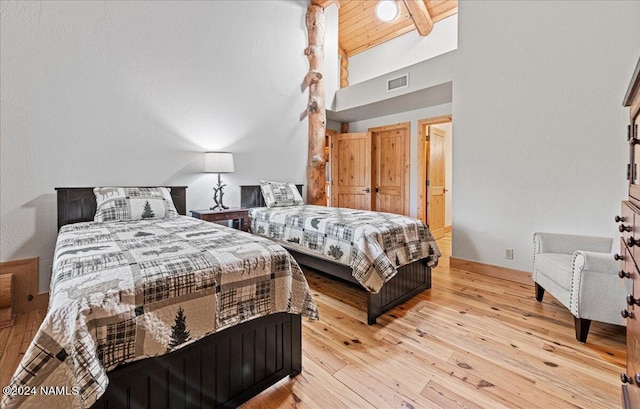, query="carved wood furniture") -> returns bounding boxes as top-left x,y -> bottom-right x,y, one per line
619,56 -> 640,409
190,208 -> 250,232
55,187 -> 302,409
240,184 -> 432,325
